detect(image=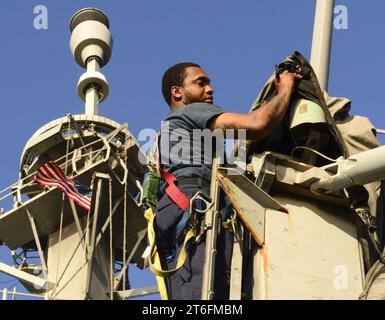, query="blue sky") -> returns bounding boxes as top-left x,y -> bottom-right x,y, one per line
0,0 -> 384,299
